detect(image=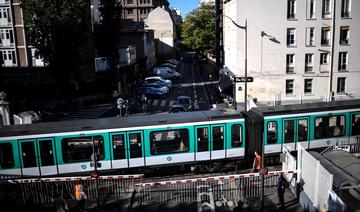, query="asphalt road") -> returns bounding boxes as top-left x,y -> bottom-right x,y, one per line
143,52 -> 214,114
